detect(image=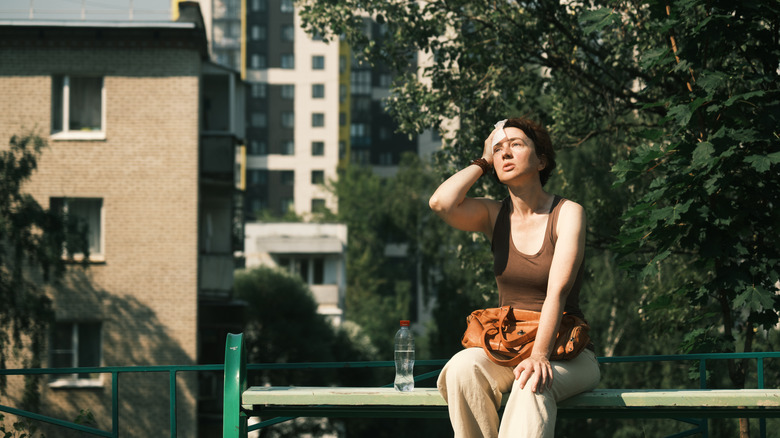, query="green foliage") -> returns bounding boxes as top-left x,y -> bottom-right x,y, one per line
0,133 -> 84,397
234,265 -> 376,381
235,265 -> 388,437
300,2 -> 780,433
609,1 -> 780,363
301,0 -> 779,346
0,414 -> 45,438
